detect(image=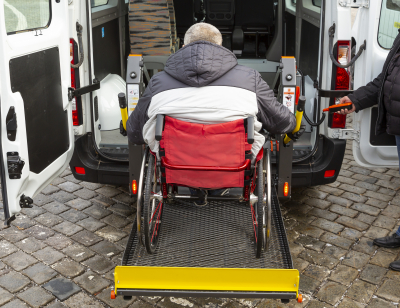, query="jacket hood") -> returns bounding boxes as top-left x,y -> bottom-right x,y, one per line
164,41 -> 238,87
